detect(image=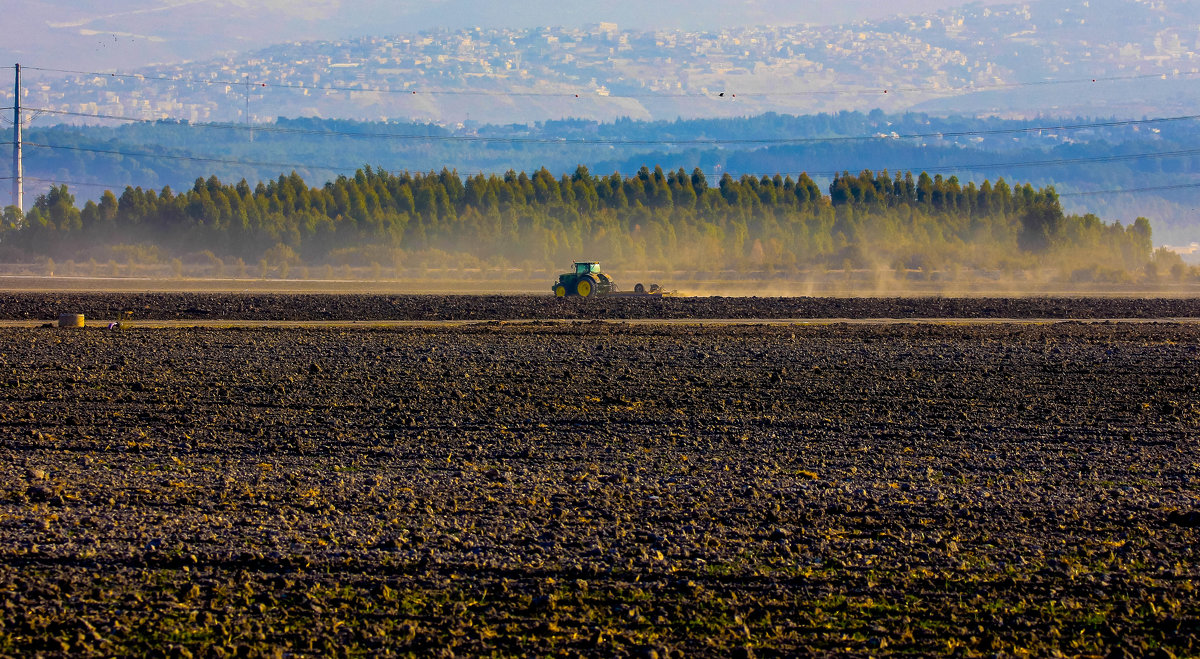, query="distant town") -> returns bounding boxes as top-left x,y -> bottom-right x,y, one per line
10,0 -> 1200,125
